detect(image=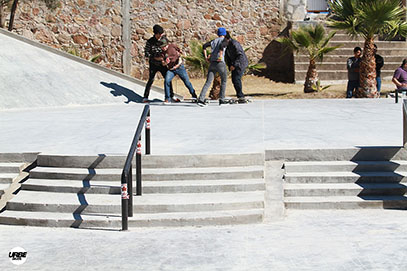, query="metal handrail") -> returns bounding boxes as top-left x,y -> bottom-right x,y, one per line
121,105 -> 151,231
